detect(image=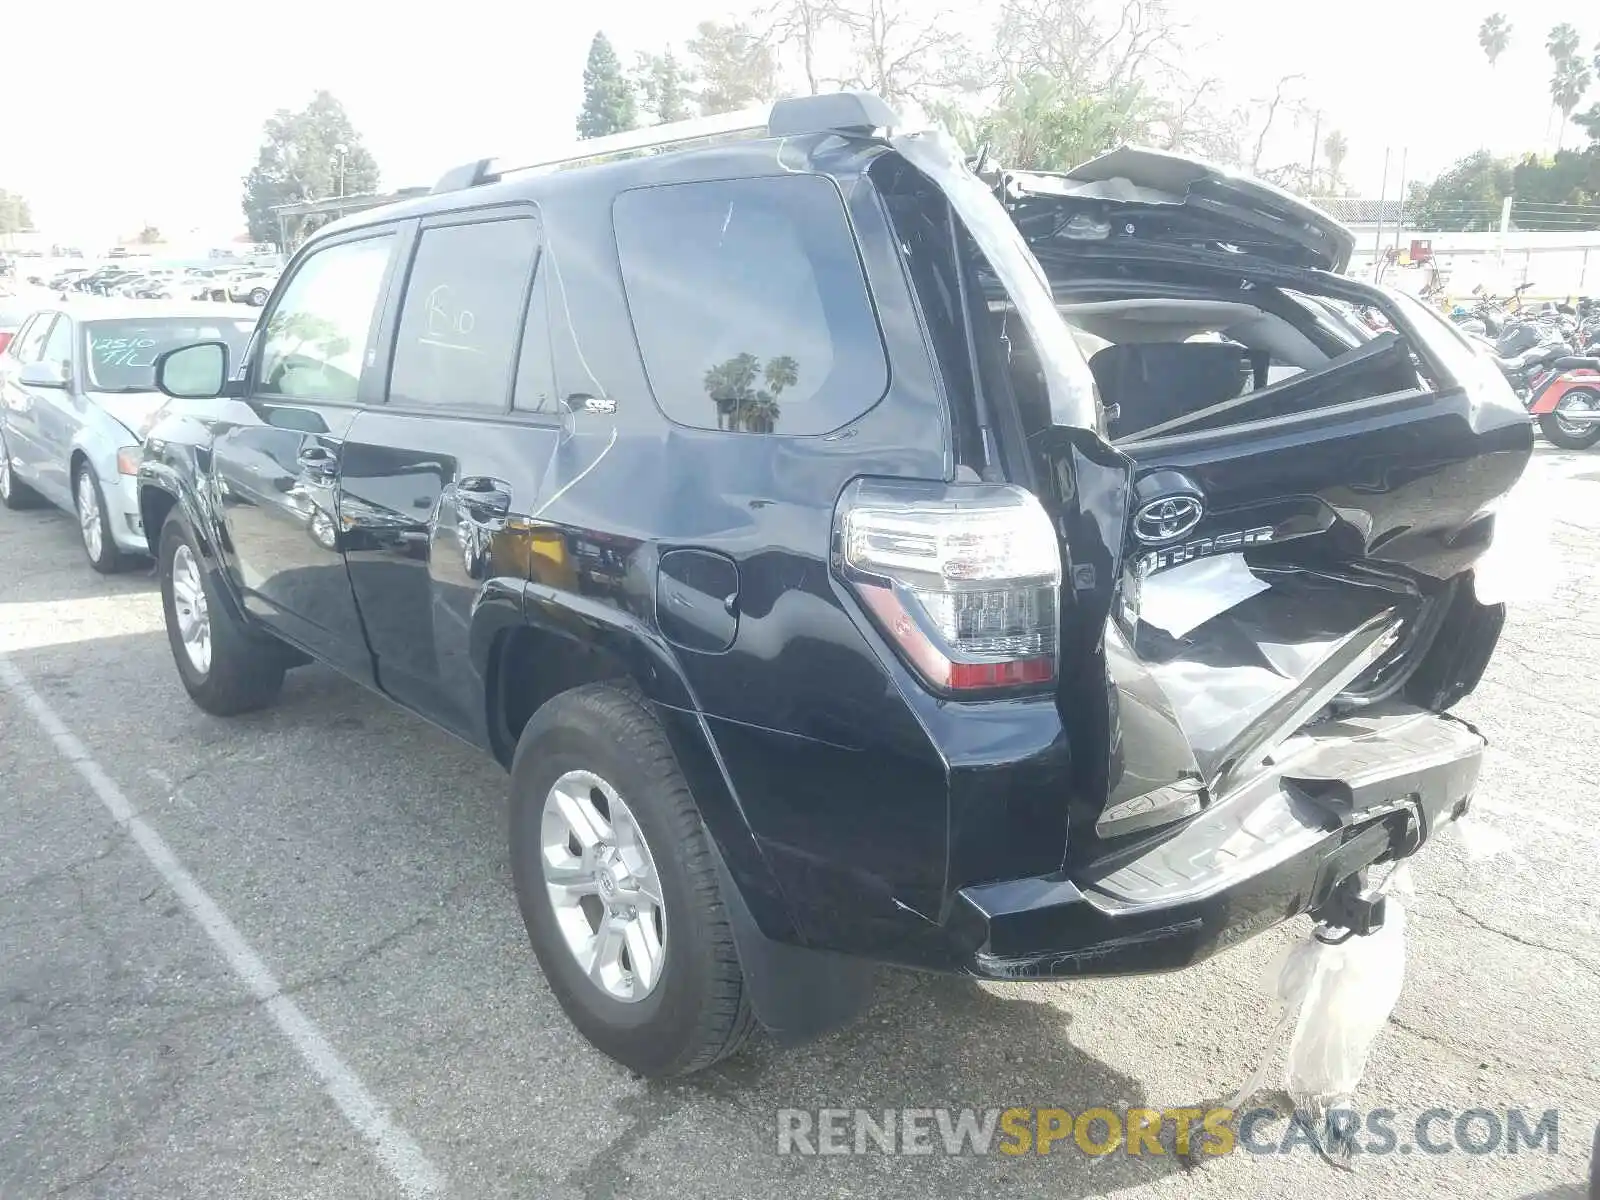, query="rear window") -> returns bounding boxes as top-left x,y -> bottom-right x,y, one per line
389,217 -> 540,411
613,174 -> 887,435
84,317 -> 256,392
